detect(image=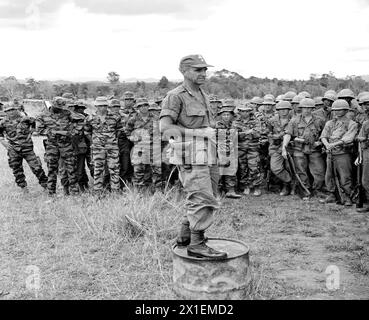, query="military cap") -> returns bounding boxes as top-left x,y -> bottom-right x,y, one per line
263,94 -> 275,101
218,106 -> 235,115
94,96 -> 109,107
299,98 -> 315,108
3,103 -> 17,112
358,93 -> 369,105
291,95 -> 303,105
276,101 -> 292,110
331,100 -> 350,110
122,91 -> 135,100
155,96 -> 164,104
357,91 -> 369,101
283,91 -> 297,101
179,54 -> 213,69
222,99 -> 236,108
53,96 -> 66,109
149,102 -> 161,111
276,94 -> 285,102
238,104 -> 253,112
262,98 -> 276,105
135,97 -> 150,107
325,90 -> 336,95
322,91 -> 337,102
298,91 -> 311,98
337,89 -> 355,99
314,97 -> 324,106
109,99 -> 121,107
250,97 -> 264,105
209,94 -> 222,103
